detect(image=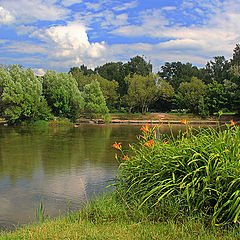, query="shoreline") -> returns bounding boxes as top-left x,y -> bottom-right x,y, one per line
77,118 -> 228,125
